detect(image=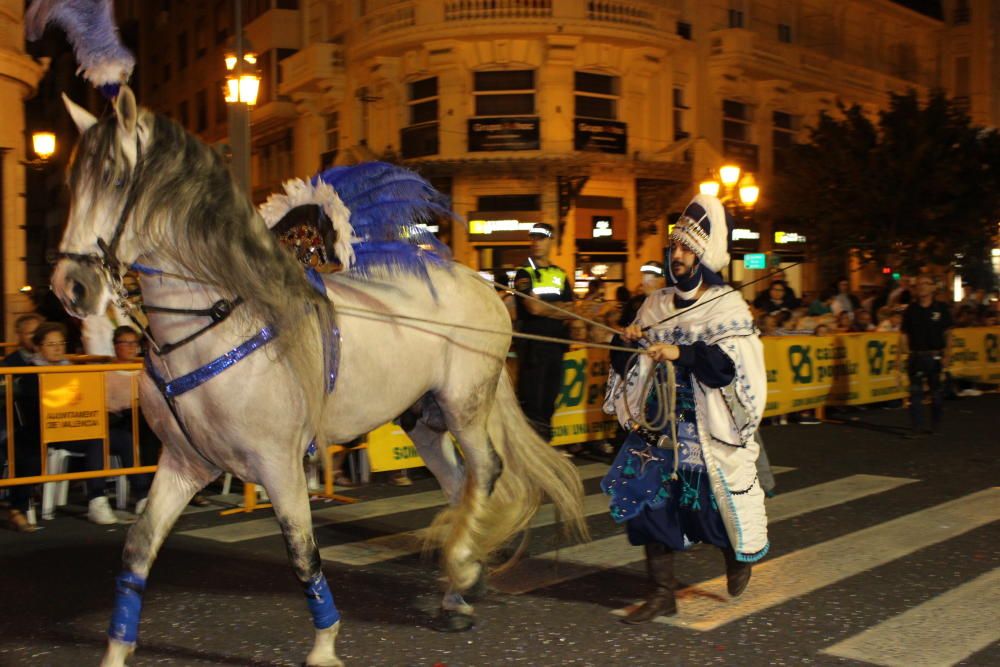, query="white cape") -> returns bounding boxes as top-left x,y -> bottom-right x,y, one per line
604,285 -> 770,561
